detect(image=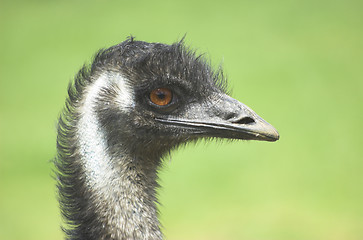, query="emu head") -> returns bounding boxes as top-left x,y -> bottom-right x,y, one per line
87,39 -> 279,160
